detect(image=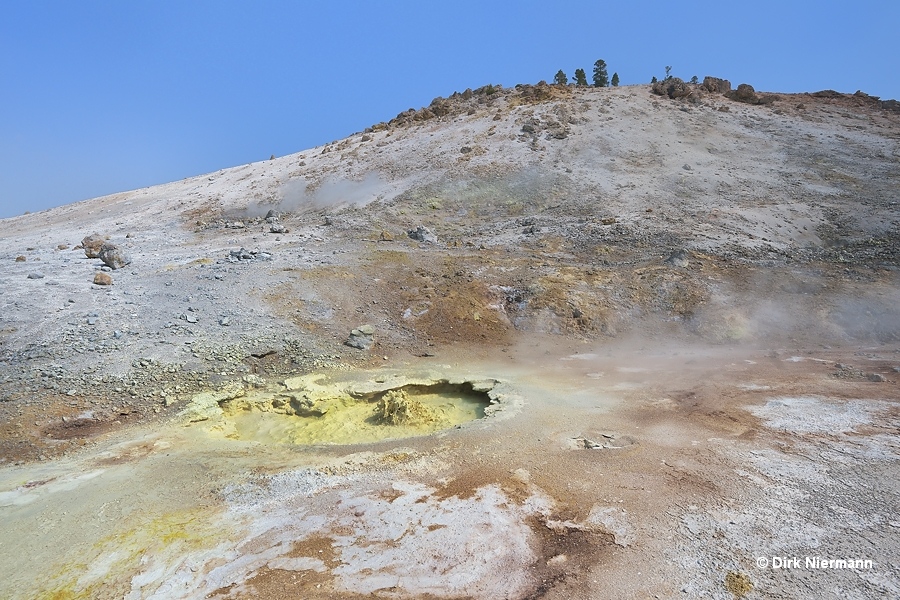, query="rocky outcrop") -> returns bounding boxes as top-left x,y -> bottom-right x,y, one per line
651,78 -> 700,102
702,76 -> 732,94
727,83 -> 760,104
725,83 -> 775,105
